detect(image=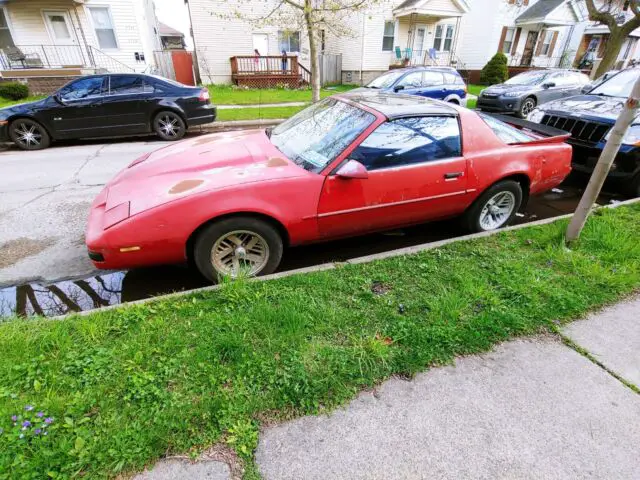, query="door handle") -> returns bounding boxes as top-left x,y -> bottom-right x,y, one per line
444,172 -> 463,179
